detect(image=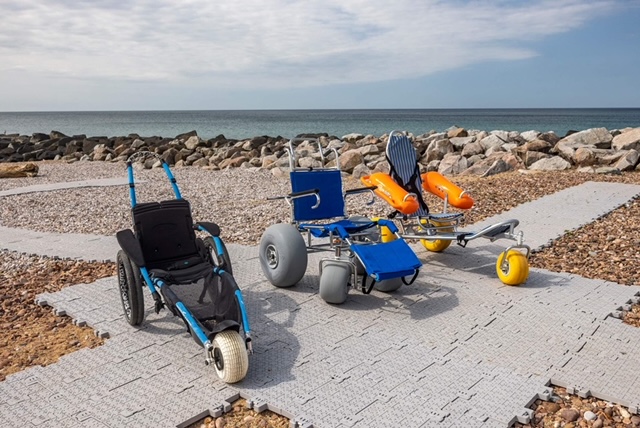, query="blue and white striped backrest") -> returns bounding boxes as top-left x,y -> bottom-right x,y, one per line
386,131 -> 429,217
